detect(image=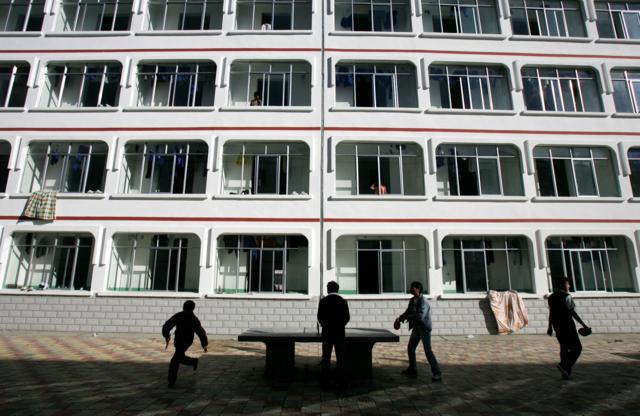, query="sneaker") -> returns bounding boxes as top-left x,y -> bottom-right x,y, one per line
401,368 -> 418,378
193,358 -> 199,371
556,364 -> 570,380
431,374 -> 442,383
